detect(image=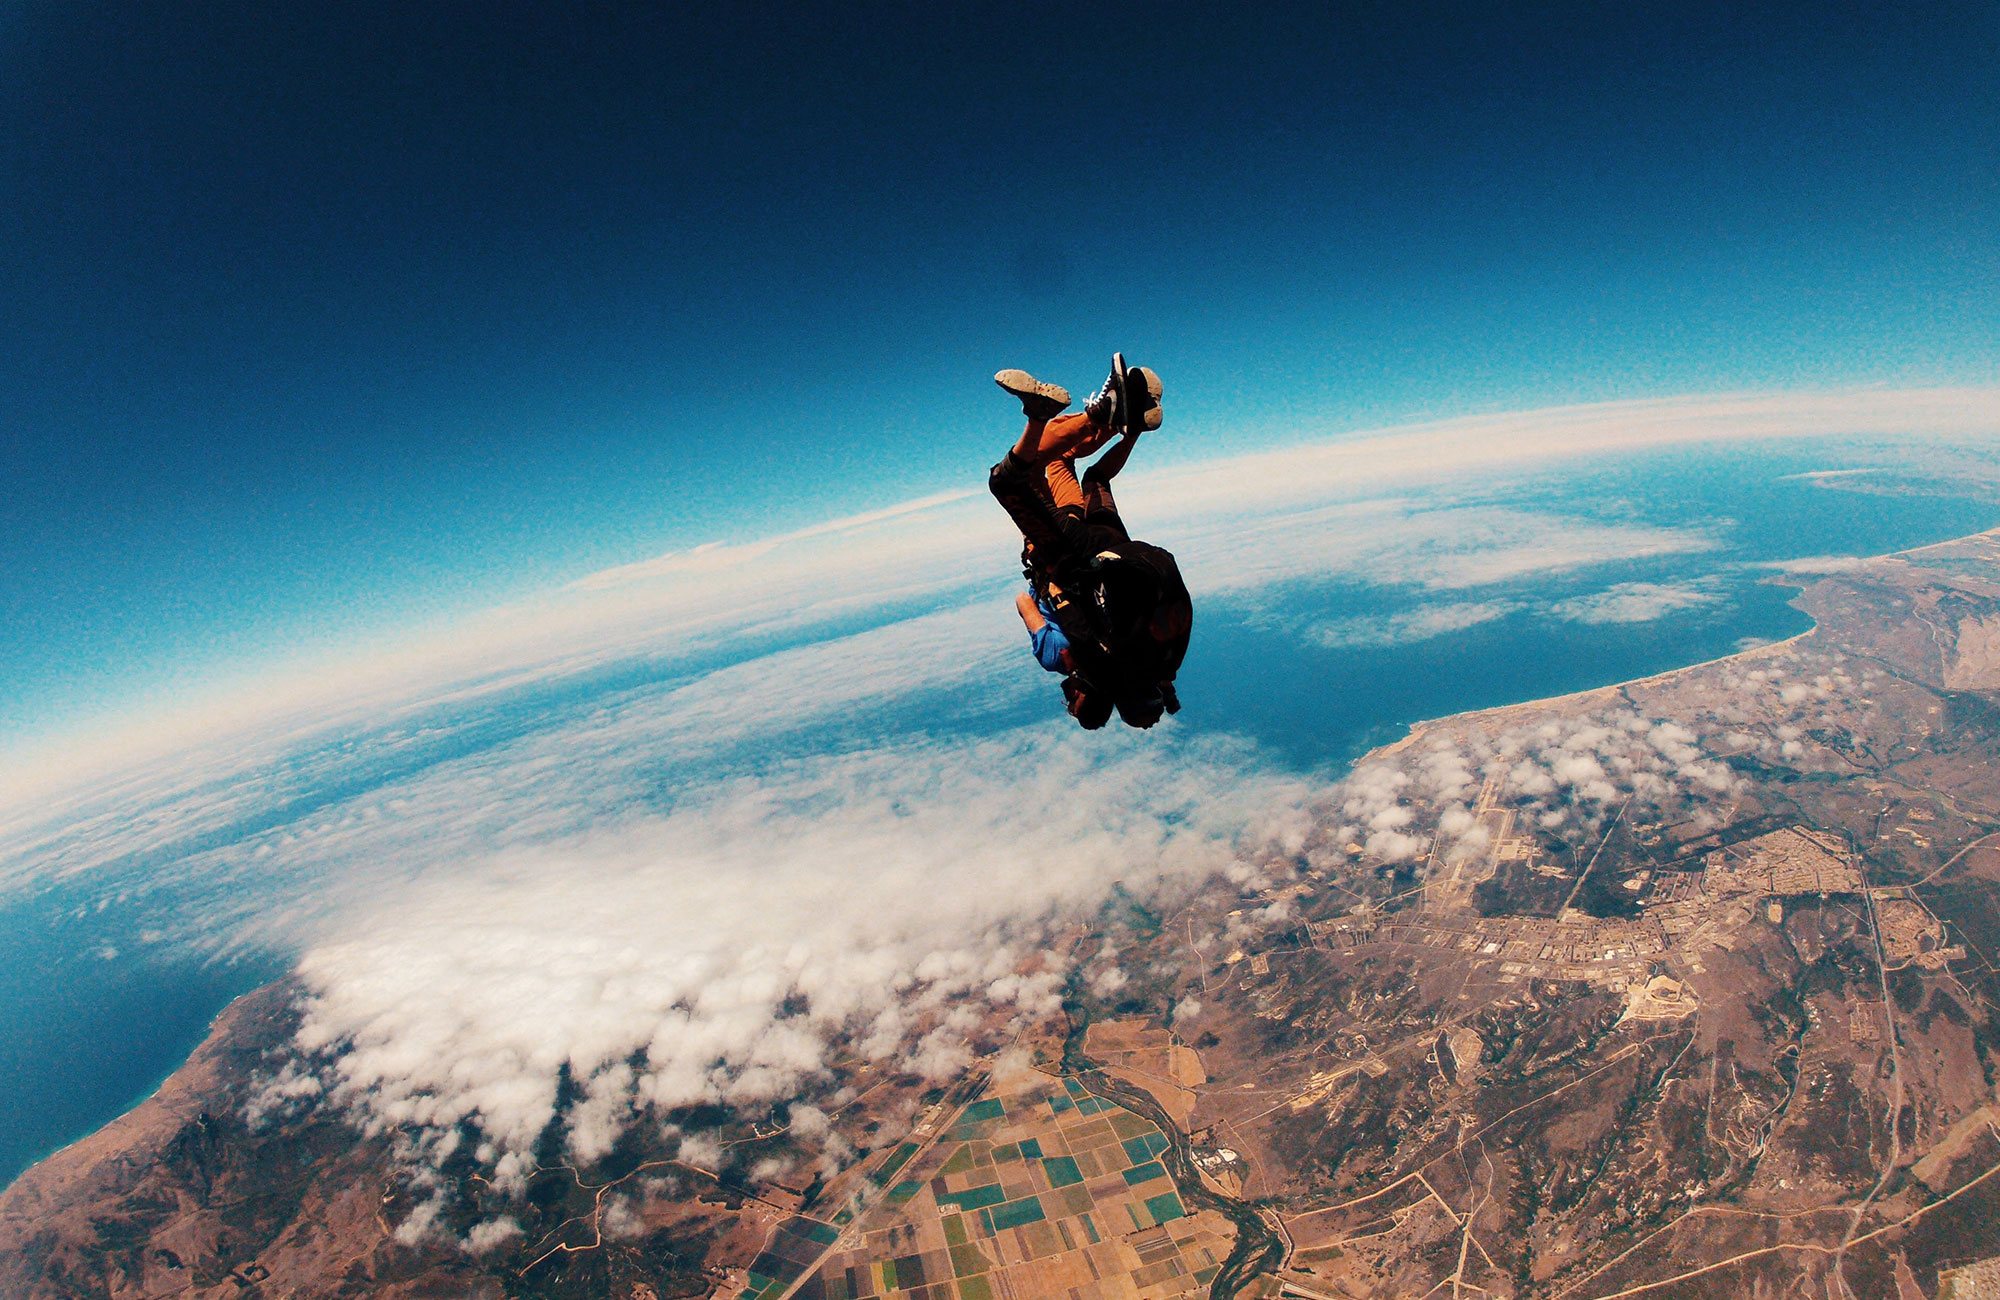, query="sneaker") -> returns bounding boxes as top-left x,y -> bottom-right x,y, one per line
1083,355 -> 1125,429
994,370 -> 1071,421
1124,365 -> 1162,433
